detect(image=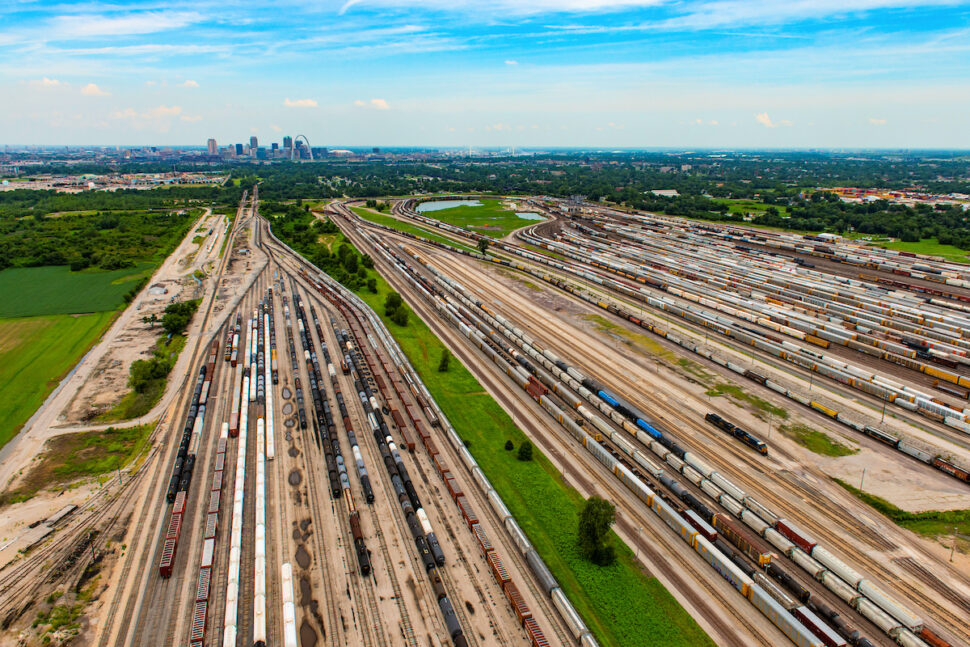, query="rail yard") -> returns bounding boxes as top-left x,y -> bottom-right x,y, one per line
1,186 -> 969,647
